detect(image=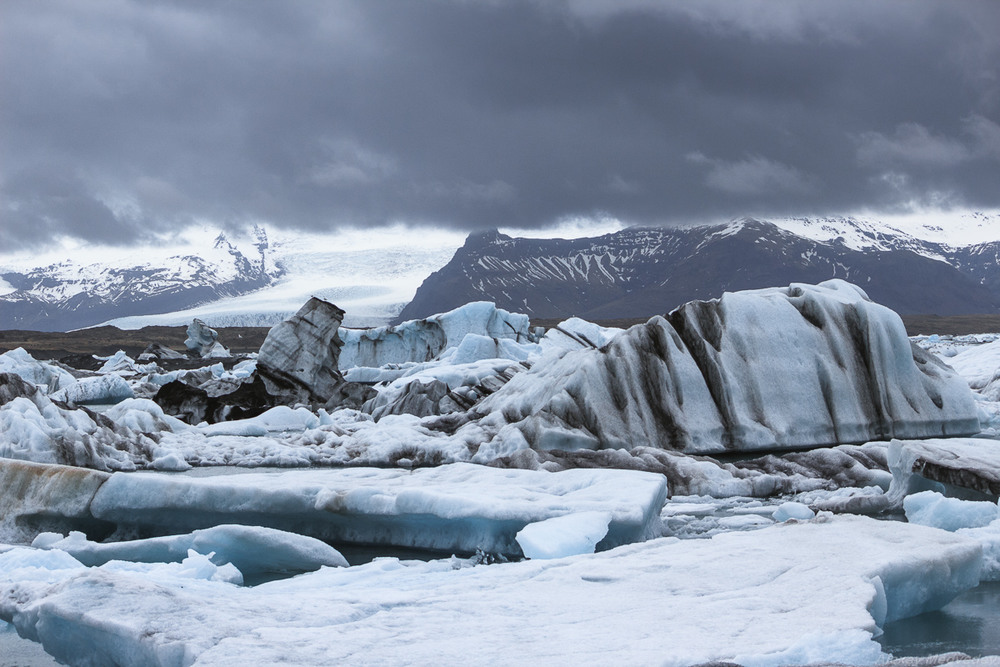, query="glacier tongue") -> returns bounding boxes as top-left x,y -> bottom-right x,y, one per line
471,280 -> 980,456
